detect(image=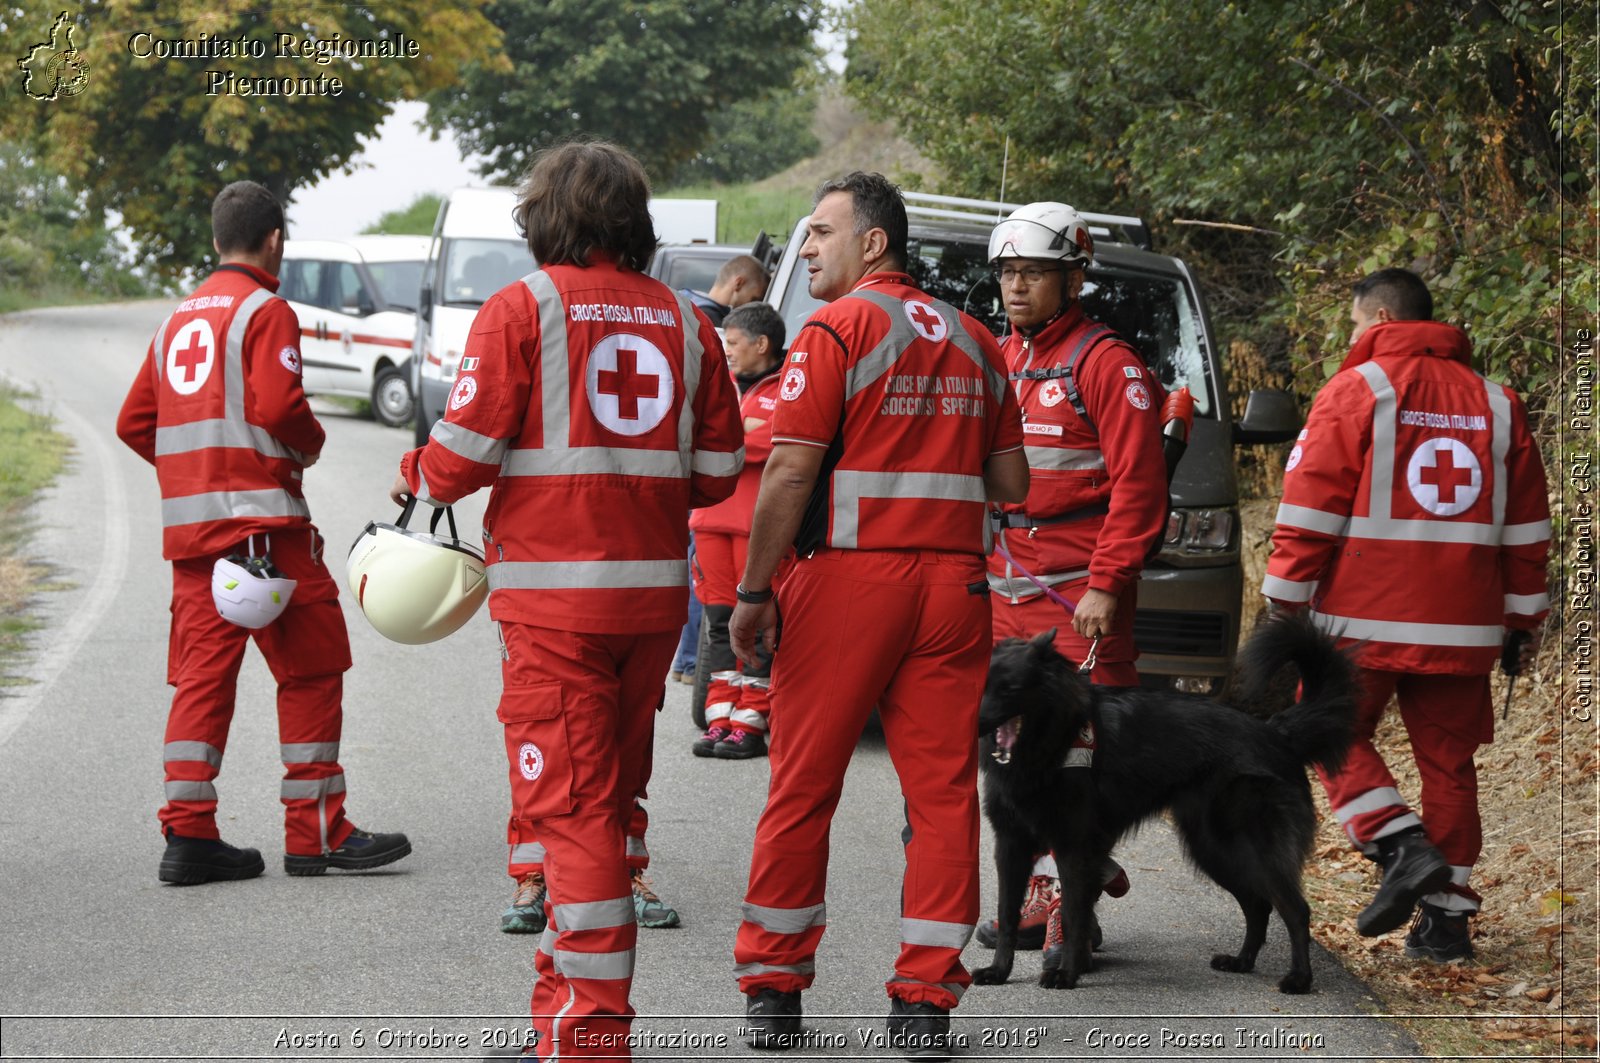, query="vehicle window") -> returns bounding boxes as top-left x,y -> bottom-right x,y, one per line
776,235 -> 1215,415
366,260 -> 425,311
334,263 -> 368,313
442,238 -> 537,306
664,254 -> 728,294
280,258 -> 324,308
